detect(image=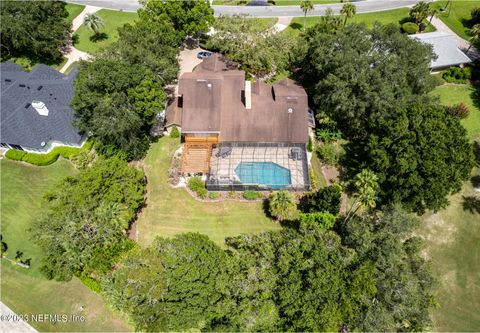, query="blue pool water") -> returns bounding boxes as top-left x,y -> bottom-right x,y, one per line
235,162 -> 291,188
